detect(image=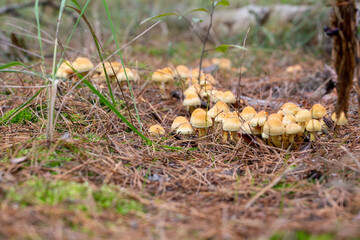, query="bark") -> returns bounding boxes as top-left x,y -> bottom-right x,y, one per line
330,0 -> 357,117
